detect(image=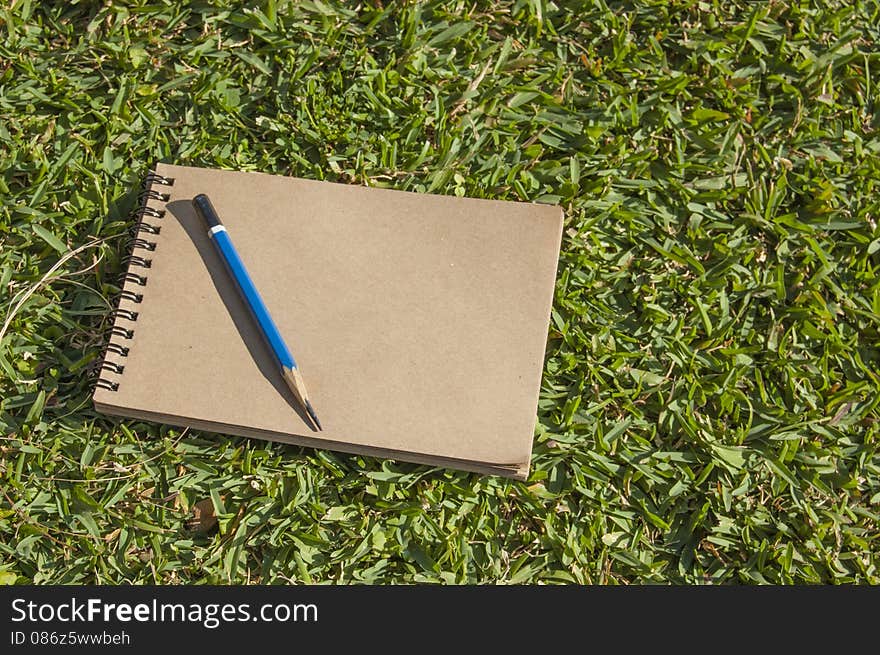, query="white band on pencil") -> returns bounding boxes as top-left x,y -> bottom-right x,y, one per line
208,225 -> 227,237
